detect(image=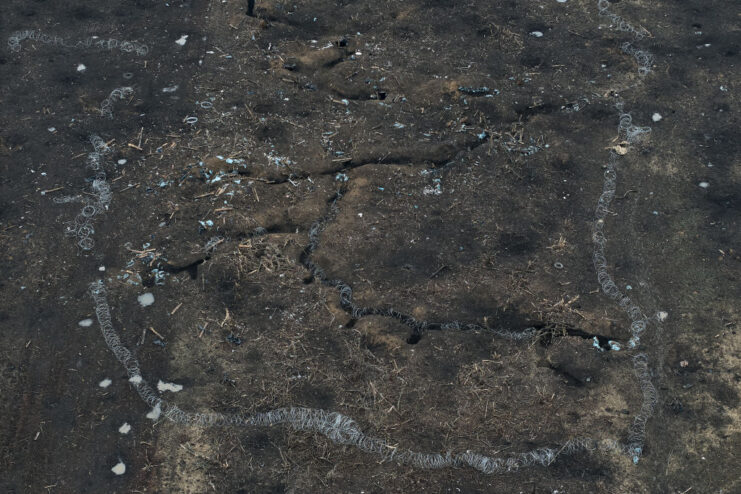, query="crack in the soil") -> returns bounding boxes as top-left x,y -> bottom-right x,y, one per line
296,188 -> 618,349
